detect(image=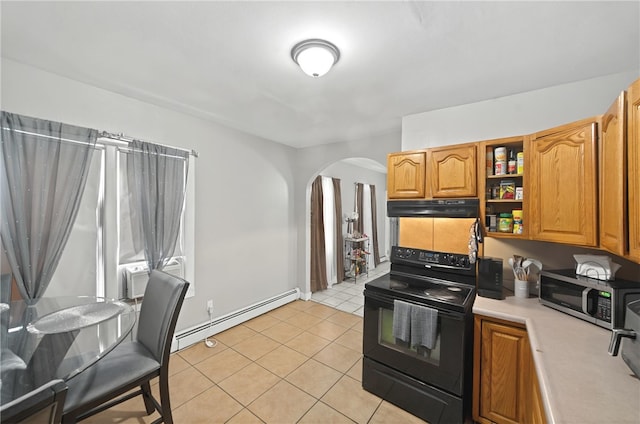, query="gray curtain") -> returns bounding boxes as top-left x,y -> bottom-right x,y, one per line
127,140 -> 189,272
0,112 -> 97,301
332,178 -> 344,284
355,183 -> 364,236
370,185 -> 381,266
310,176 -> 327,292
